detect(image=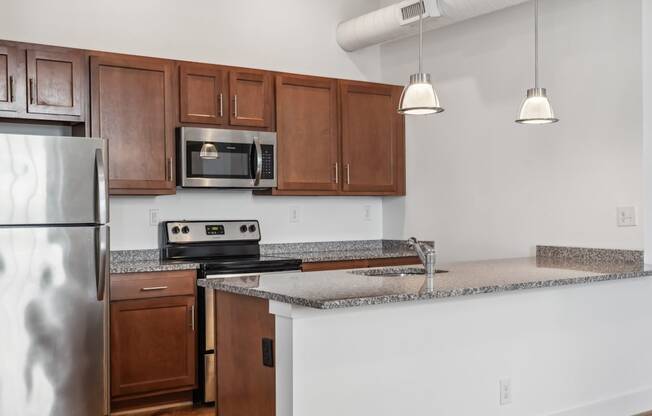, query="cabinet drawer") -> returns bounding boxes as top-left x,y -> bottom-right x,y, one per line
111,270 -> 196,301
